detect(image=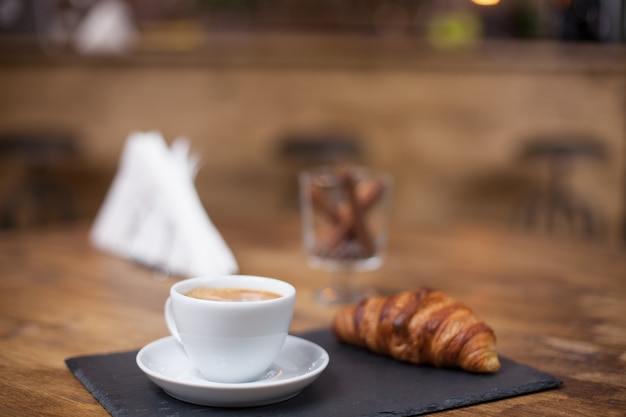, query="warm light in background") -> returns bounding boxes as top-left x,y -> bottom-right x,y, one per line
471,0 -> 500,5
